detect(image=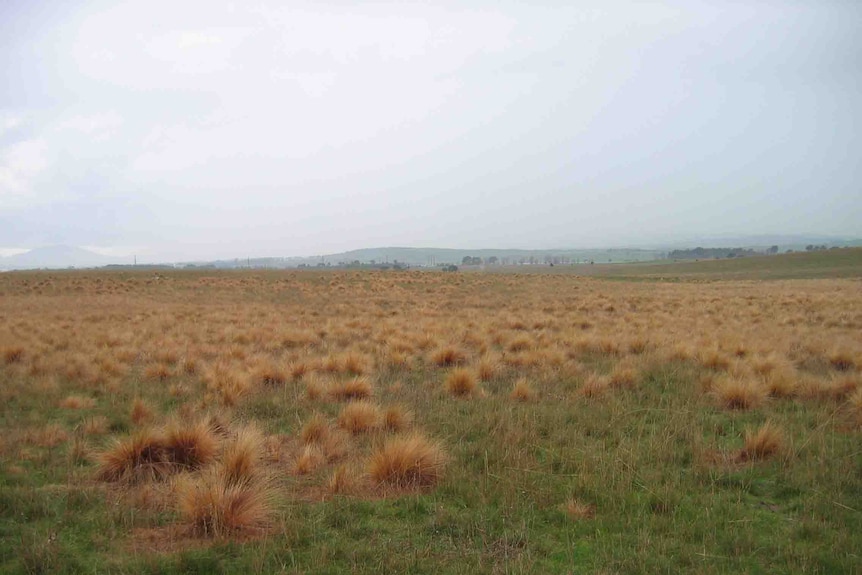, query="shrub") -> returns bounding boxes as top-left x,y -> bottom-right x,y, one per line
368,433 -> 447,489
